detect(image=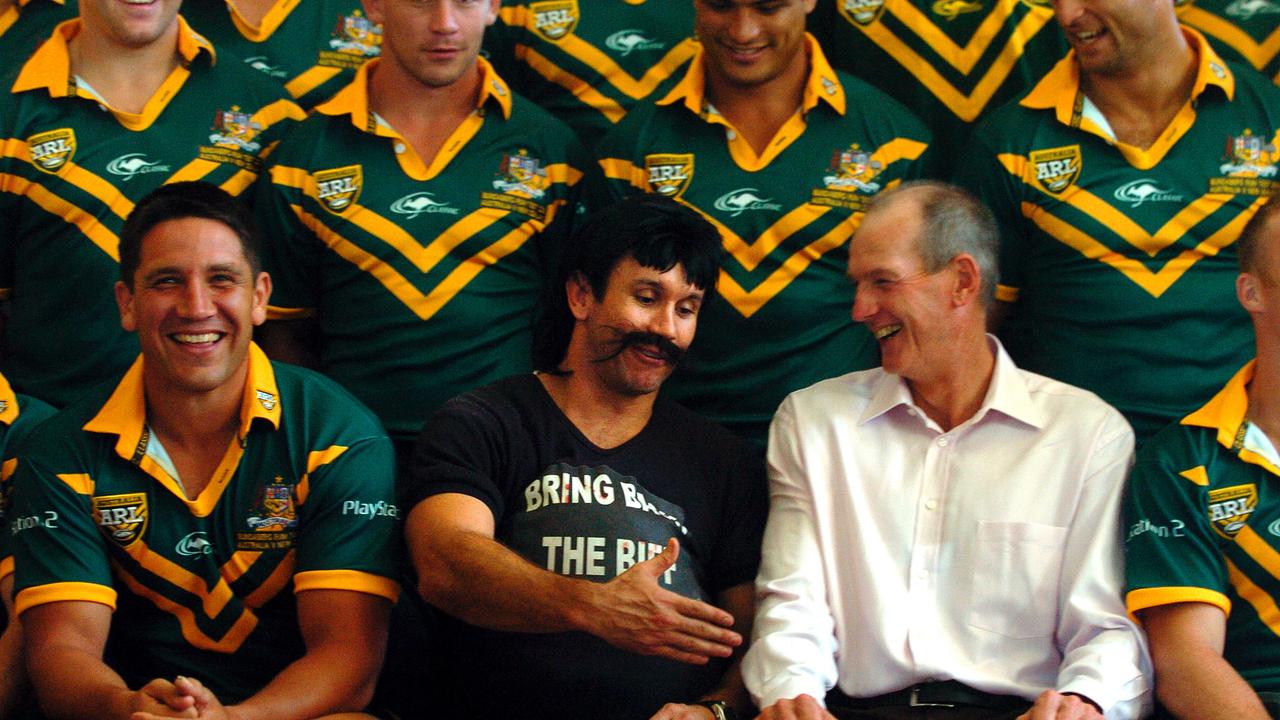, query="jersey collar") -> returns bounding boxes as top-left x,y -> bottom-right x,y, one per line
13,16 -> 215,98
316,55 -> 513,132
1181,360 -> 1280,475
84,342 -> 282,465
1020,27 -> 1231,169
17,0 -> 66,8
657,33 -> 846,117
227,0 -> 301,41
0,373 -> 17,429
